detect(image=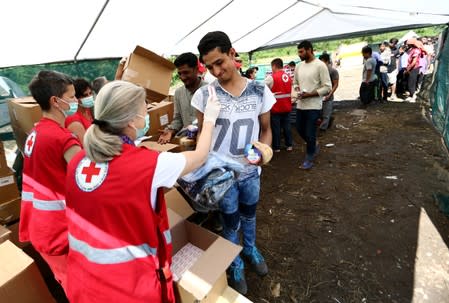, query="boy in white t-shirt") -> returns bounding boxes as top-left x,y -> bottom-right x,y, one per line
191,31 -> 275,295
